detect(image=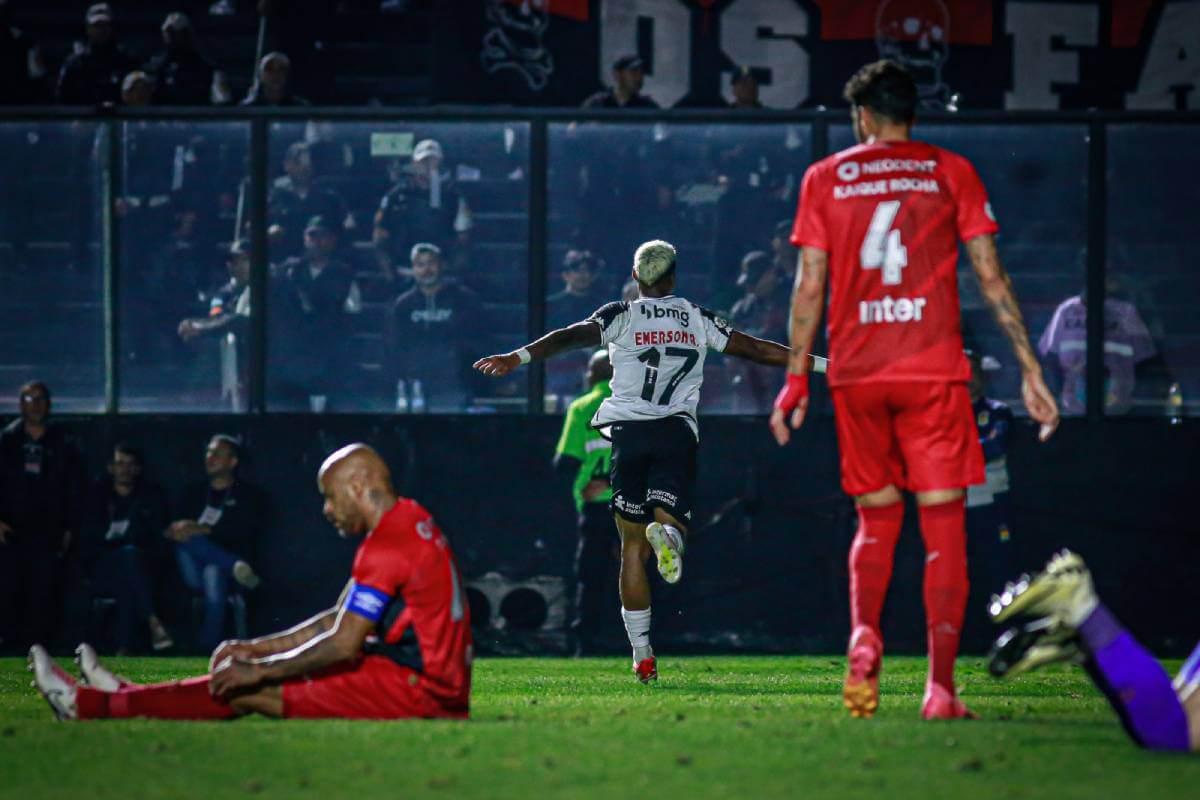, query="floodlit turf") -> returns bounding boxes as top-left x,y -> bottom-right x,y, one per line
1,655 -> 1196,799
